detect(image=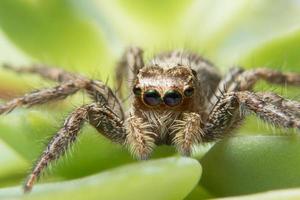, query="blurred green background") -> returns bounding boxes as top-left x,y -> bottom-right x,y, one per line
0,0 -> 300,199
